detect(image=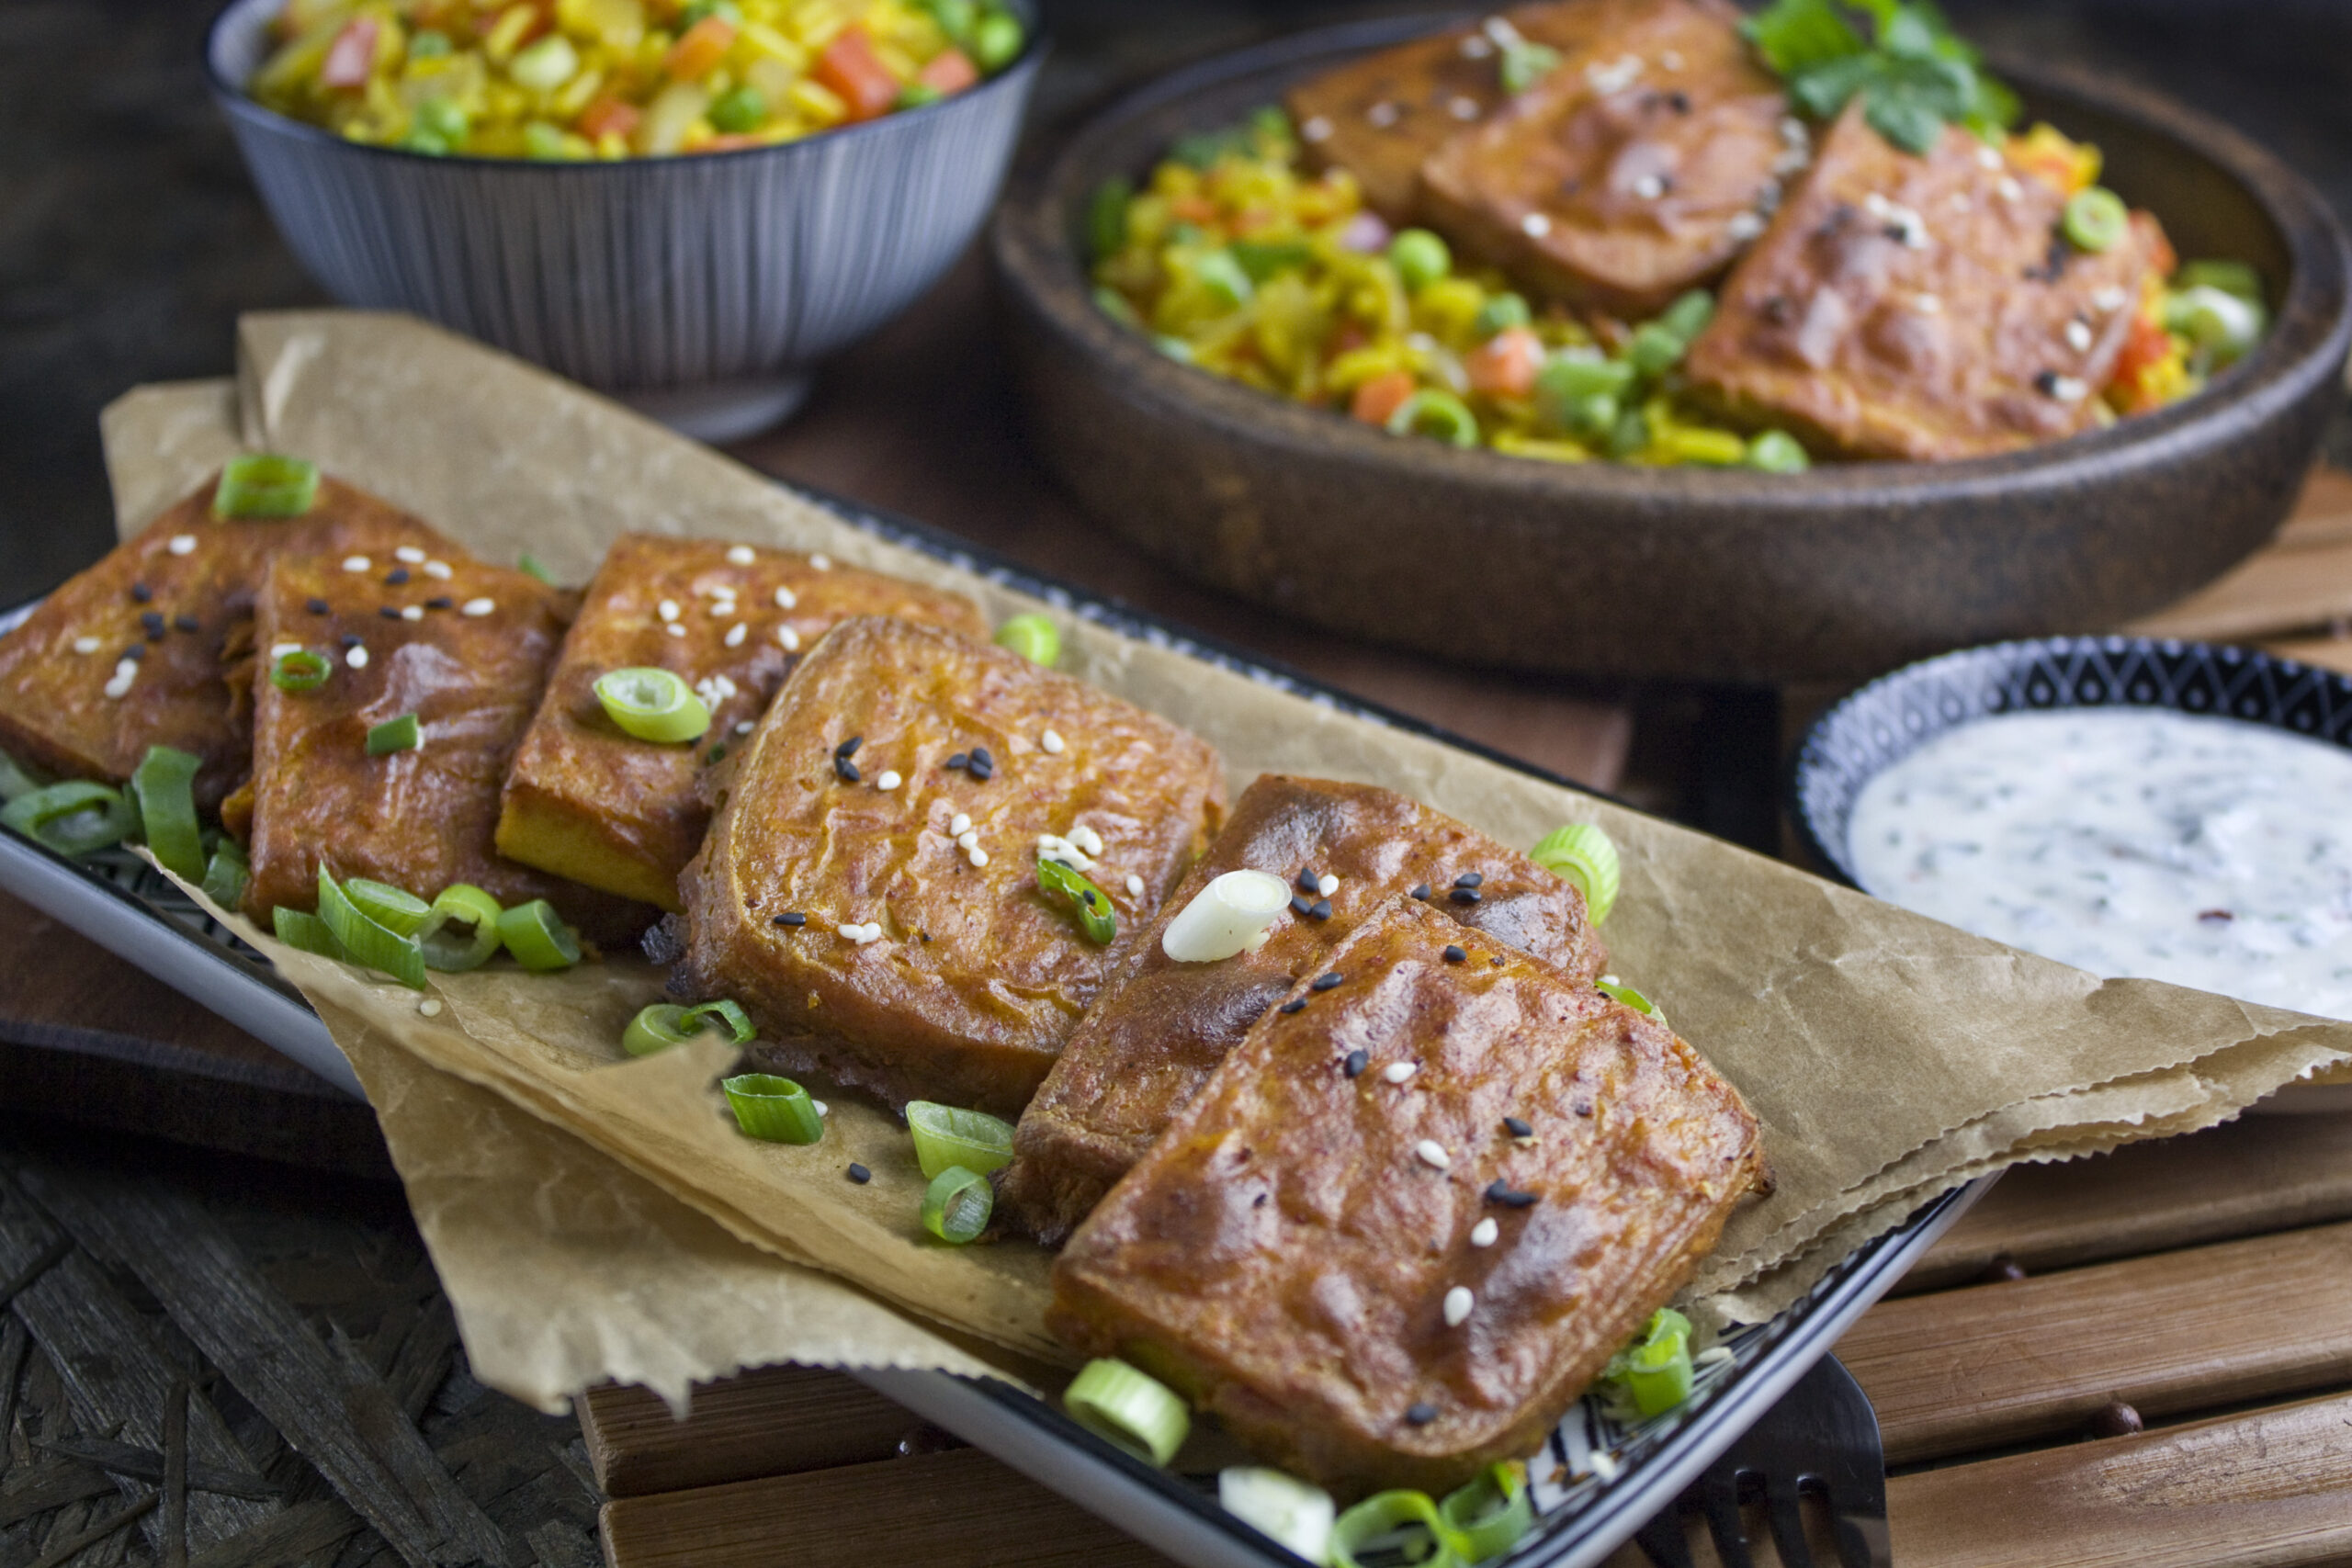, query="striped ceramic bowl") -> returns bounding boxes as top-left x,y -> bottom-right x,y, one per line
206,0 -> 1043,441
